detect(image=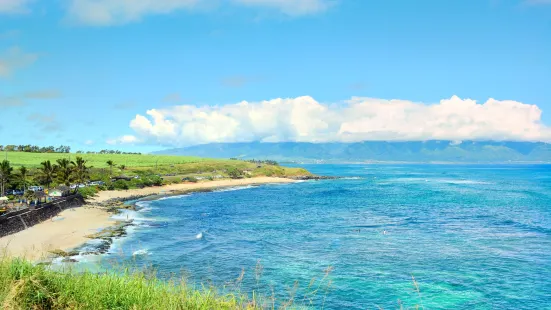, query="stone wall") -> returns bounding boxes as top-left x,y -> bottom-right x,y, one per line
0,195 -> 85,238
